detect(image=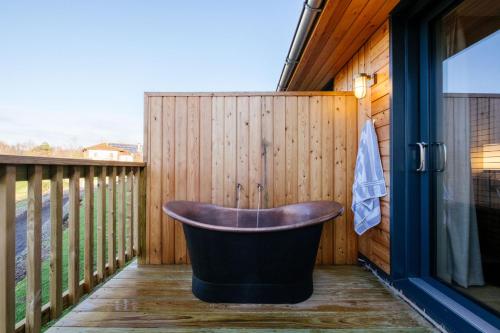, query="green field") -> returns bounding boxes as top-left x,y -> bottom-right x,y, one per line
14,189 -> 130,326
